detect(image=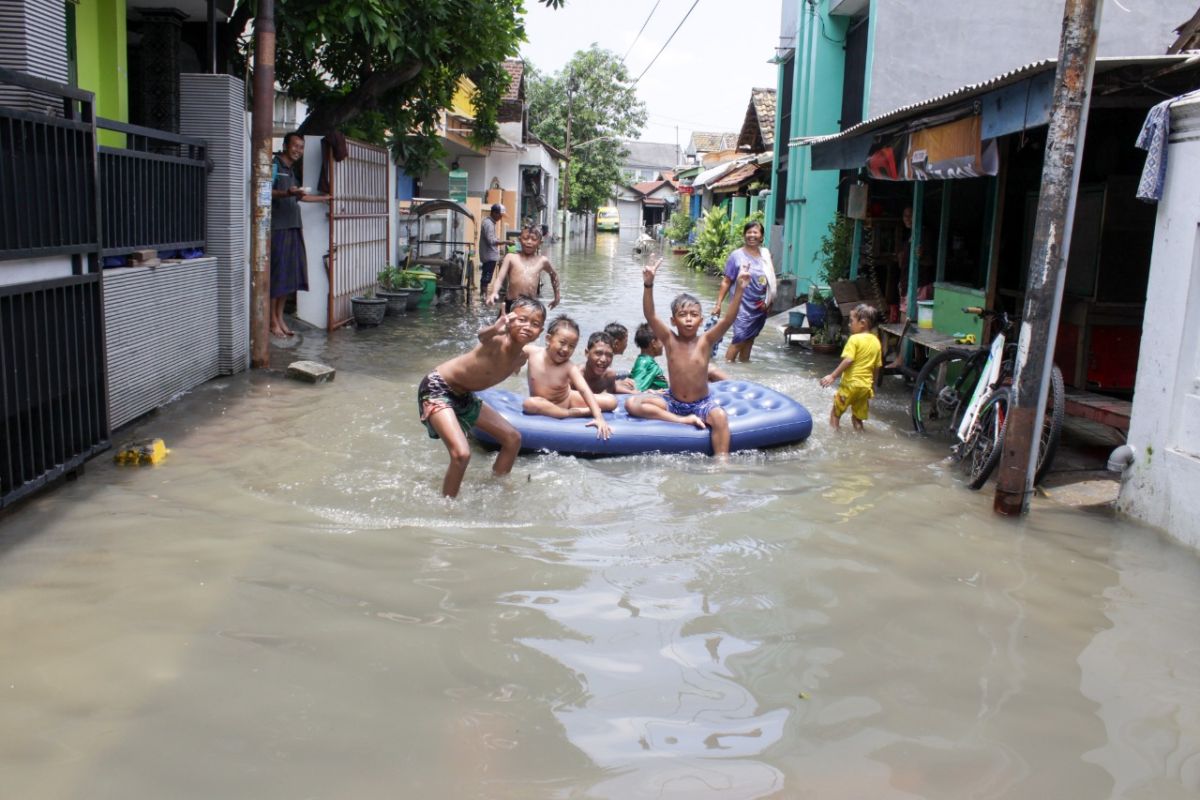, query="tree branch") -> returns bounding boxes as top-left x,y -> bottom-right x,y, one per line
296,62 -> 424,135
